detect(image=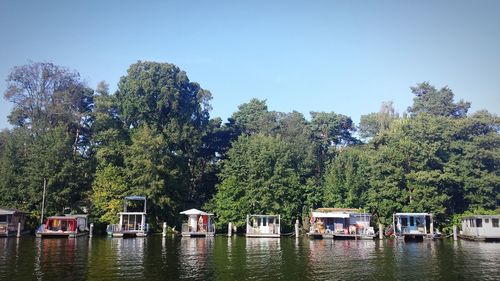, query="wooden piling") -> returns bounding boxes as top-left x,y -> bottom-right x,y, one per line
89,223 -> 94,238
430,215 -> 434,237
453,225 -> 458,241
17,222 -> 21,238
162,222 -> 167,237
379,223 -> 383,240
295,219 -> 299,238
228,222 -> 232,237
